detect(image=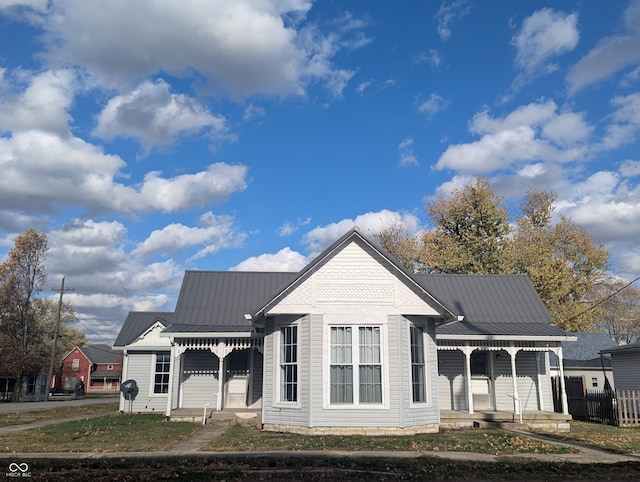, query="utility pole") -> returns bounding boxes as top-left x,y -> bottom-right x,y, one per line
45,277 -> 74,402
